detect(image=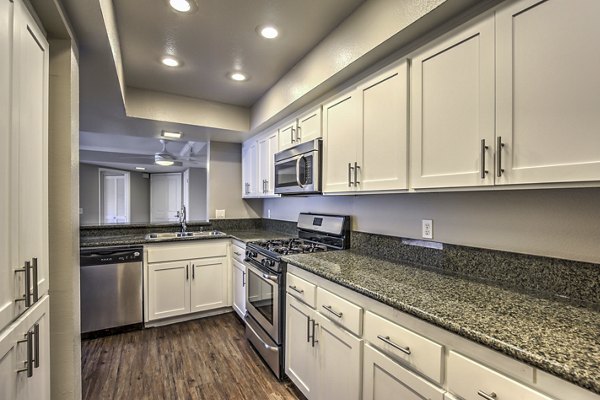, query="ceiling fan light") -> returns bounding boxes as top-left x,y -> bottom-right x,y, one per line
155,159 -> 175,166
